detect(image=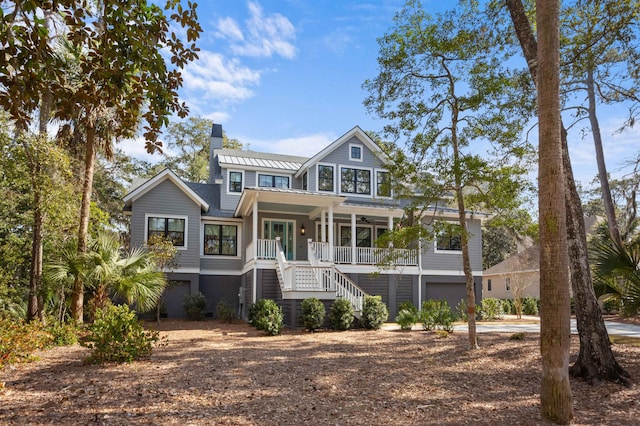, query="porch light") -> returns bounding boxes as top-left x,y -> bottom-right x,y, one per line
300,224 -> 306,235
